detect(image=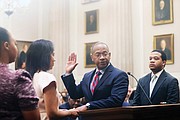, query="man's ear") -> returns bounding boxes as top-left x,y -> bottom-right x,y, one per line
3,42 -> 9,50
162,60 -> 166,66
